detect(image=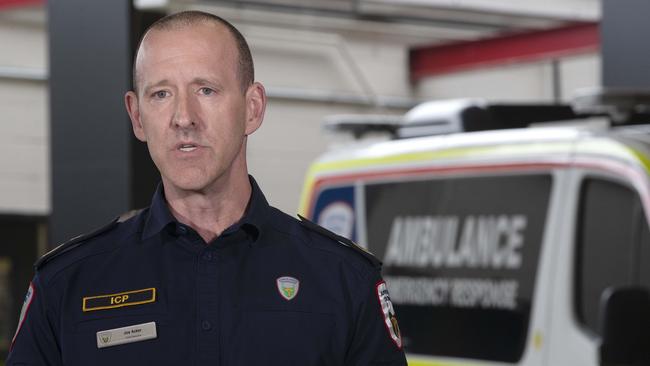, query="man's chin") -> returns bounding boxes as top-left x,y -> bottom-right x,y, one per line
164,175 -> 212,193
